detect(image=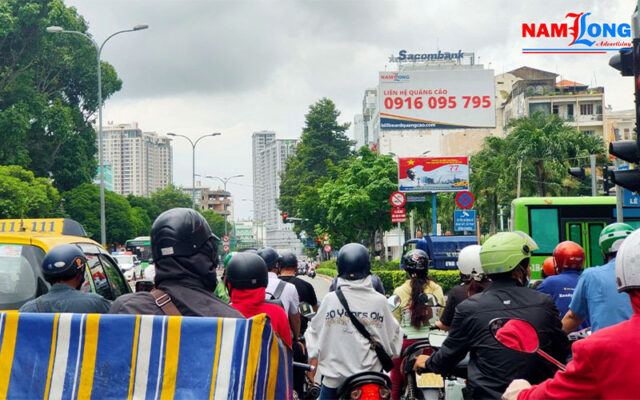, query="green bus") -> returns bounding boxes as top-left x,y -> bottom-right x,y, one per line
511,197 -> 640,279
124,236 -> 152,269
